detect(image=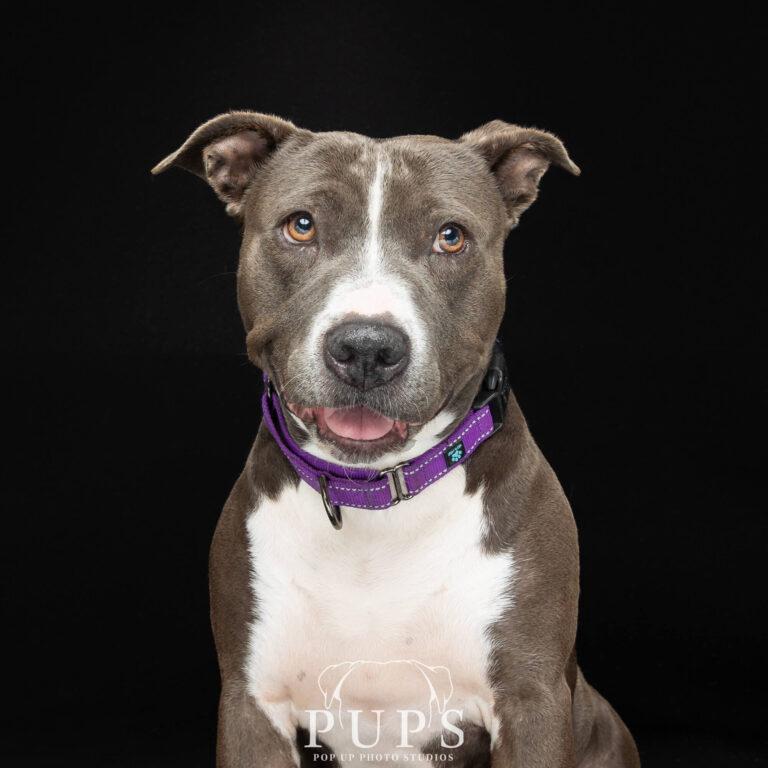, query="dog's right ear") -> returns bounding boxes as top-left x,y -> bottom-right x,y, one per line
151,111 -> 299,220
460,120 -> 580,229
